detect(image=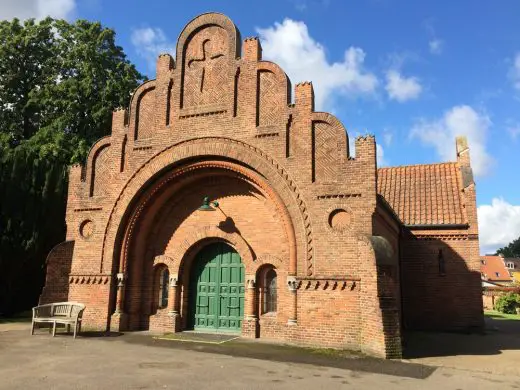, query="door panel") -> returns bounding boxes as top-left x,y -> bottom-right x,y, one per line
190,242 -> 244,333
